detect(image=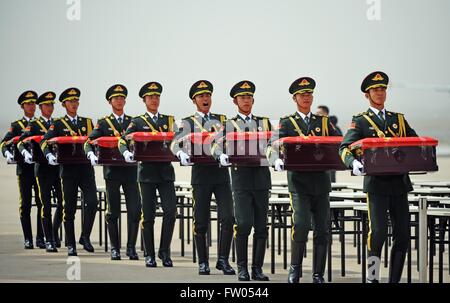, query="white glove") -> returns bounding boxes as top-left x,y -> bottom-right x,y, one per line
219,153 -> 231,167
352,159 -> 364,176
123,150 -> 136,163
177,151 -> 192,166
46,154 -> 58,166
87,151 -> 98,166
21,150 -> 34,164
5,151 -> 15,164
274,158 -> 285,172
